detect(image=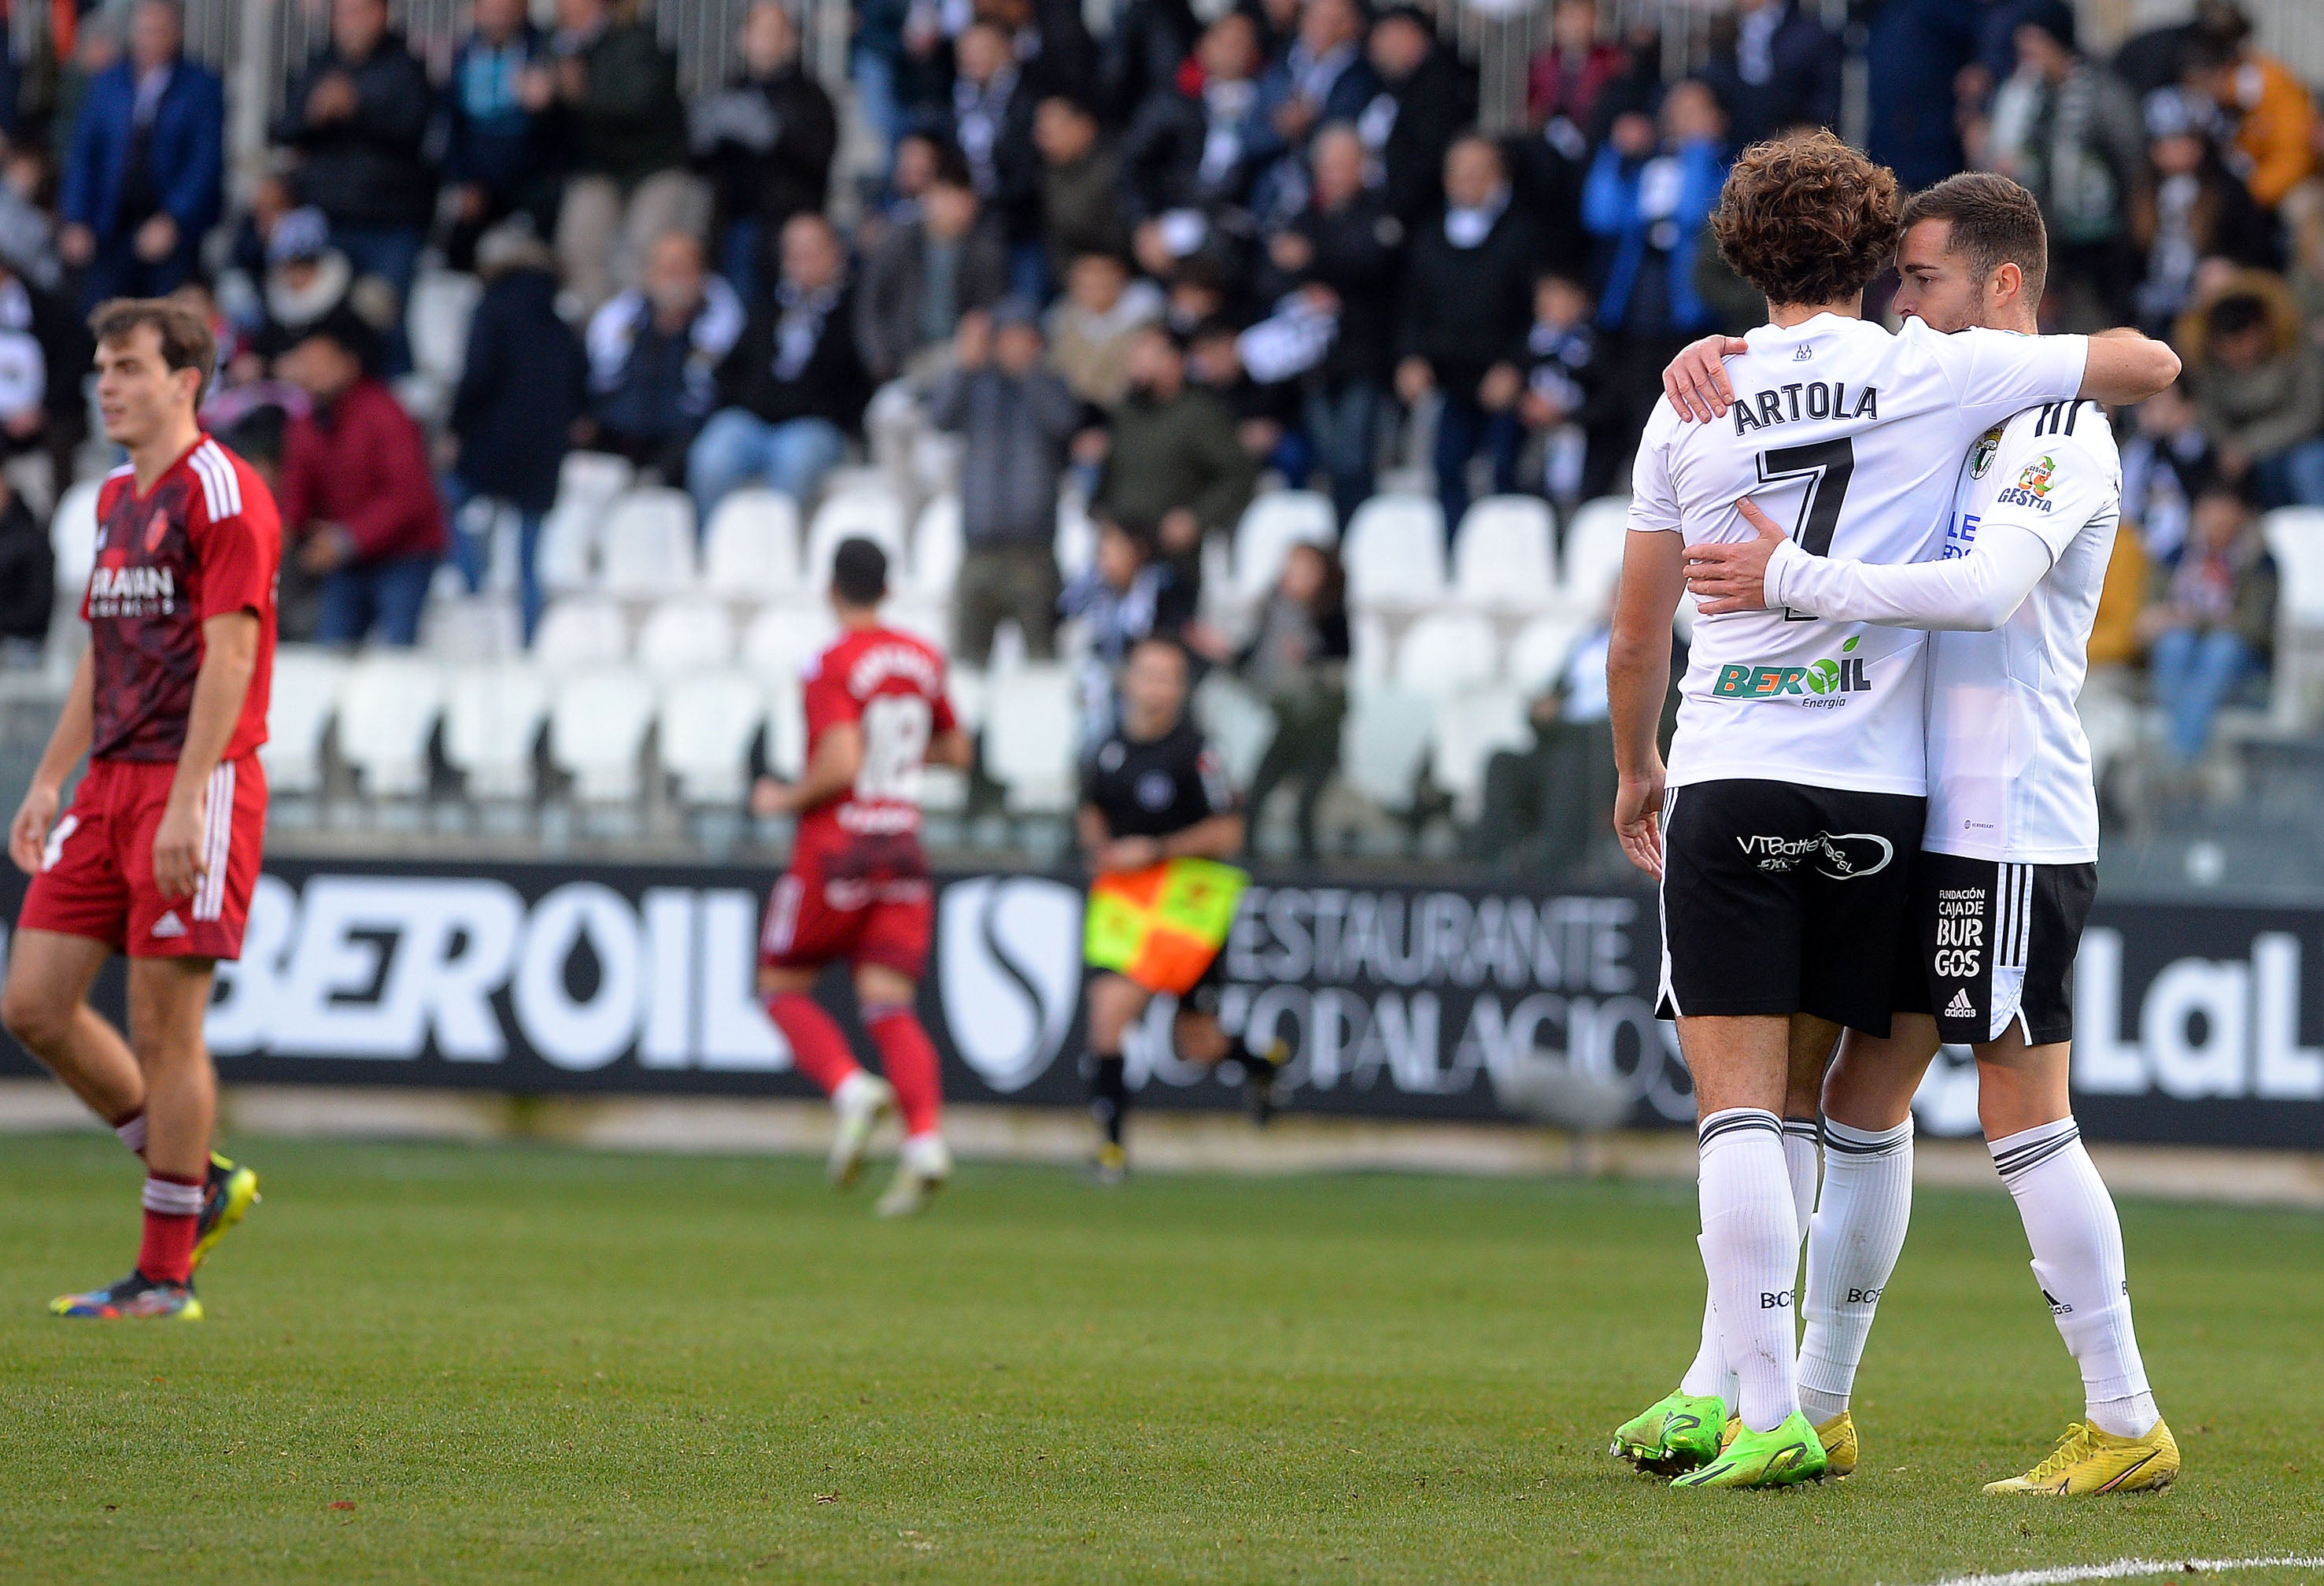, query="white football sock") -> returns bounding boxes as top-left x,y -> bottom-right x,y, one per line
1679,1116 -> 1820,1406
1990,1118 -> 2160,1439
1783,1116 -> 1823,1233
1797,1116 -> 1914,1425
1696,1108 -> 1801,1433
